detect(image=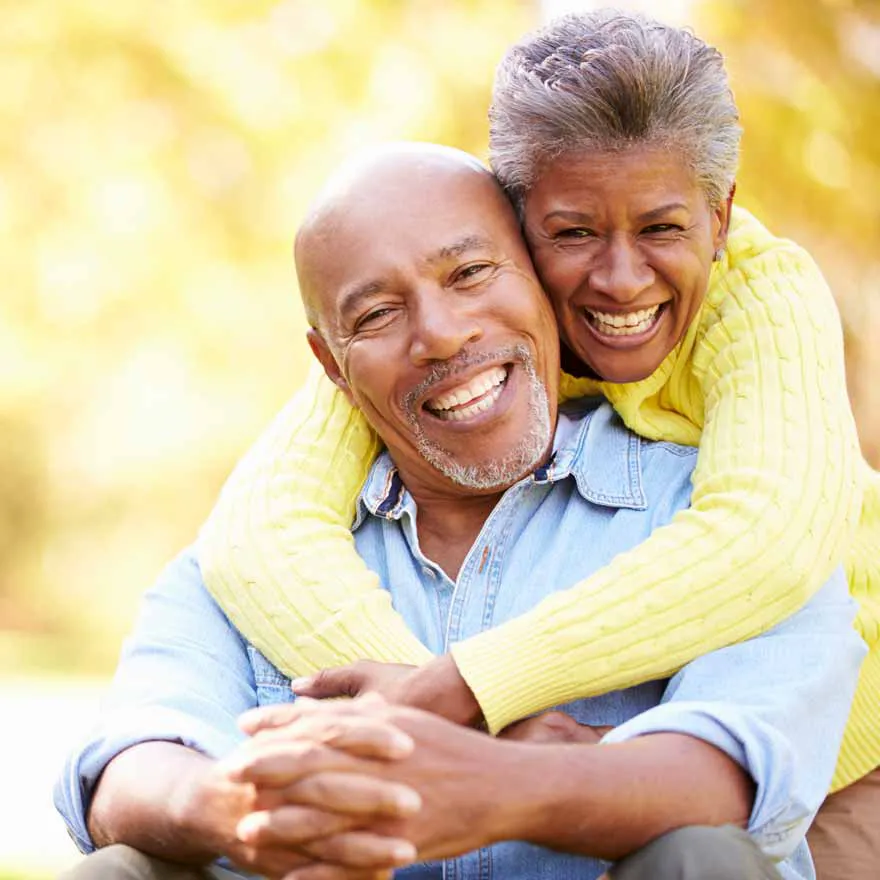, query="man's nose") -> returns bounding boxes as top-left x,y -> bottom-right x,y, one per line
408,294 -> 483,365
588,237 -> 654,303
